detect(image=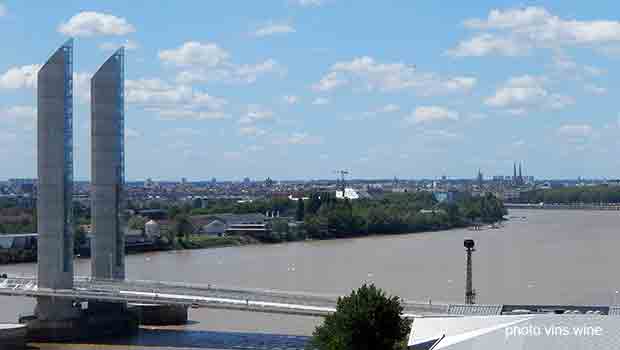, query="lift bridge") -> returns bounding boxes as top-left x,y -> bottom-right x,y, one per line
0,276 -> 451,318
